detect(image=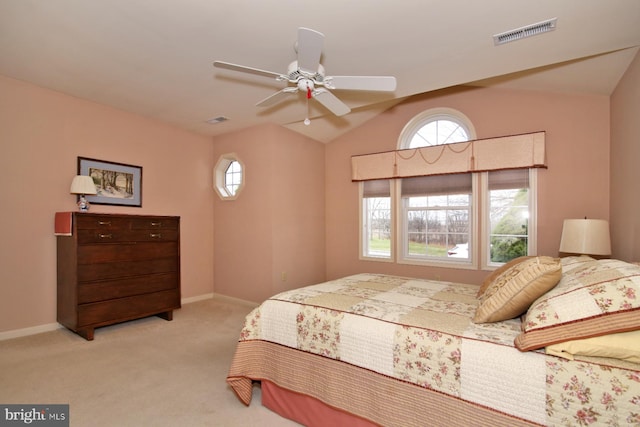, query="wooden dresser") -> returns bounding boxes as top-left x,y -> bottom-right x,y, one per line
56,213 -> 181,340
